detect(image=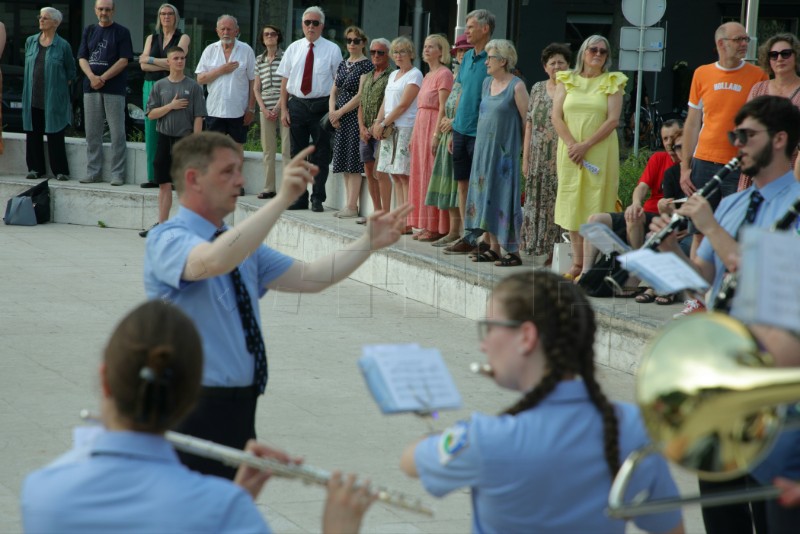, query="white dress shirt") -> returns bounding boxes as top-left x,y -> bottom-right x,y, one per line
195,39 -> 256,118
277,36 -> 342,99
